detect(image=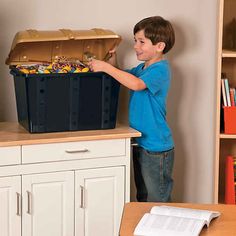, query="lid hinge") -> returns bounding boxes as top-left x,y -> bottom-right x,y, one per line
59,29 -> 75,40
26,29 -> 39,38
